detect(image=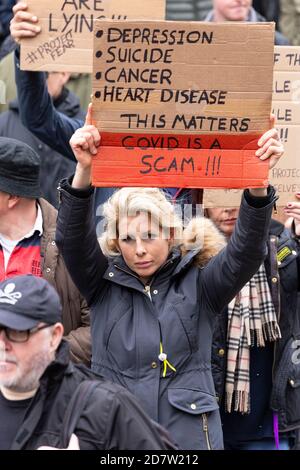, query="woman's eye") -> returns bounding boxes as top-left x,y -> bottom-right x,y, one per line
121,236 -> 134,242
146,233 -> 158,239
